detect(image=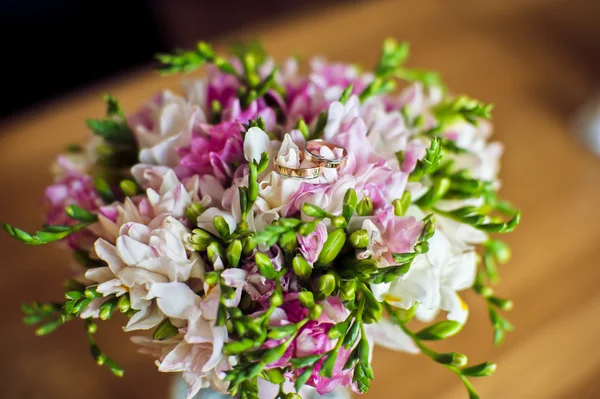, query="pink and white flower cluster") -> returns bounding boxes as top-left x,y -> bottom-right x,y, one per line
26,42 -> 513,399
